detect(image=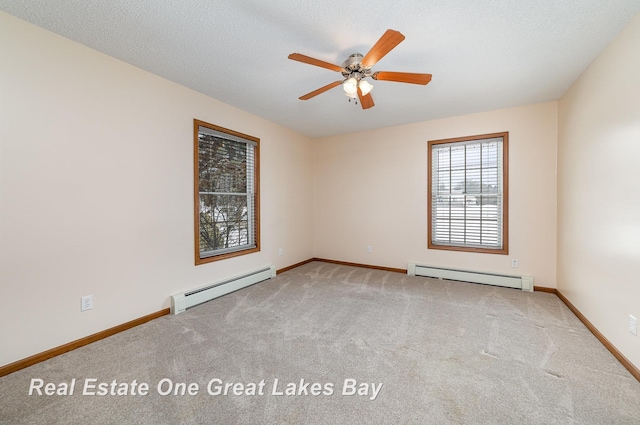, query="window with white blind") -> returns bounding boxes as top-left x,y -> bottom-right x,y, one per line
428,132 -> 508,254
194,119 -> 260,264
